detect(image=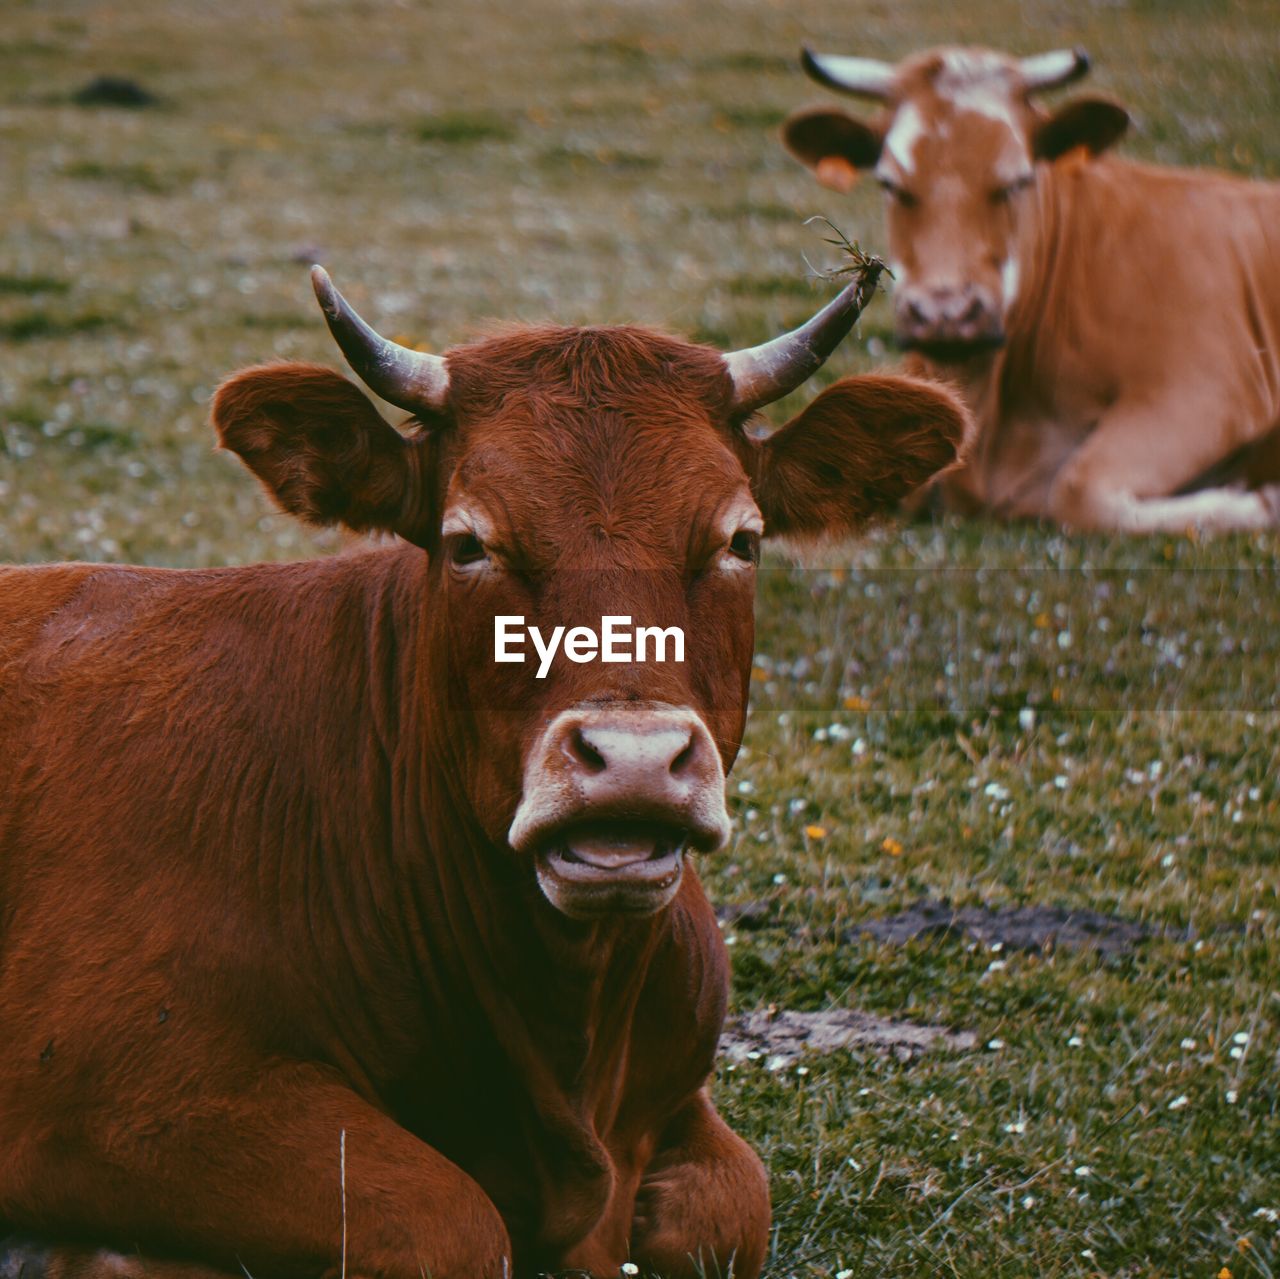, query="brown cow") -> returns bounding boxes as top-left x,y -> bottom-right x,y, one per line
0,266 -> 967,1279
783,45 -> 1280,532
